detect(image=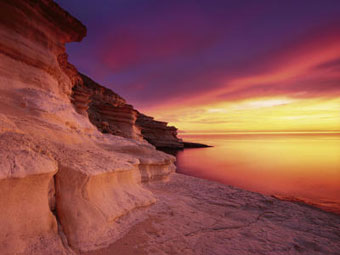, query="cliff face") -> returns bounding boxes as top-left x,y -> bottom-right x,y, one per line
71,73 -> 184,149
72,73 -> 143,141
136,113 -> 184,149
2,2 -> 340,255
0,1 -> 175,254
